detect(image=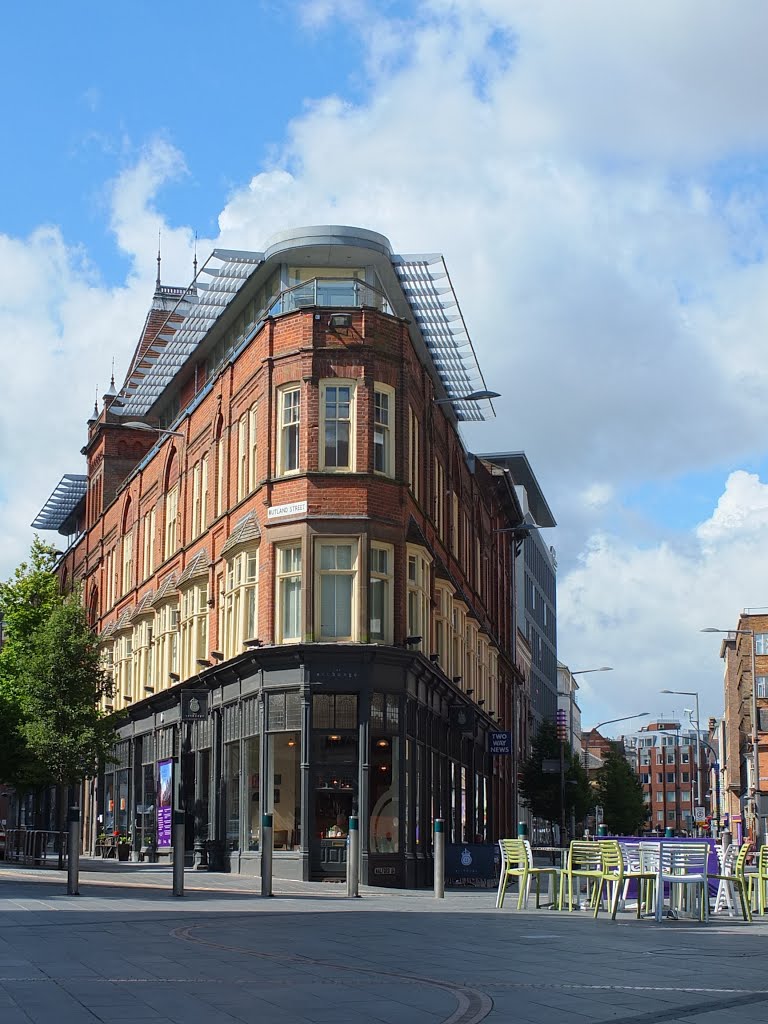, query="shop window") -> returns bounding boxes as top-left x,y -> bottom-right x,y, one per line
320,381 -> 355,471
276,544 -> 302,642
267,731 -> 301,849
277,386 -> 301,476
373,385 -> 395,477
316,540 -> 357,641
224,740 -> 240,850
245,736 -> 260,850
312,693 -> 358,731
368,543 -> 393,643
